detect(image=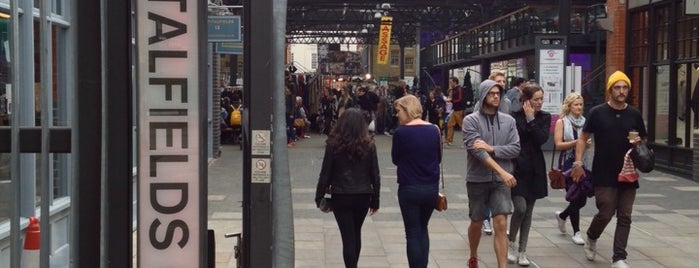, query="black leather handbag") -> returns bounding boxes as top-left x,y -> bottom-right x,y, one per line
631,142 -> 654,173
